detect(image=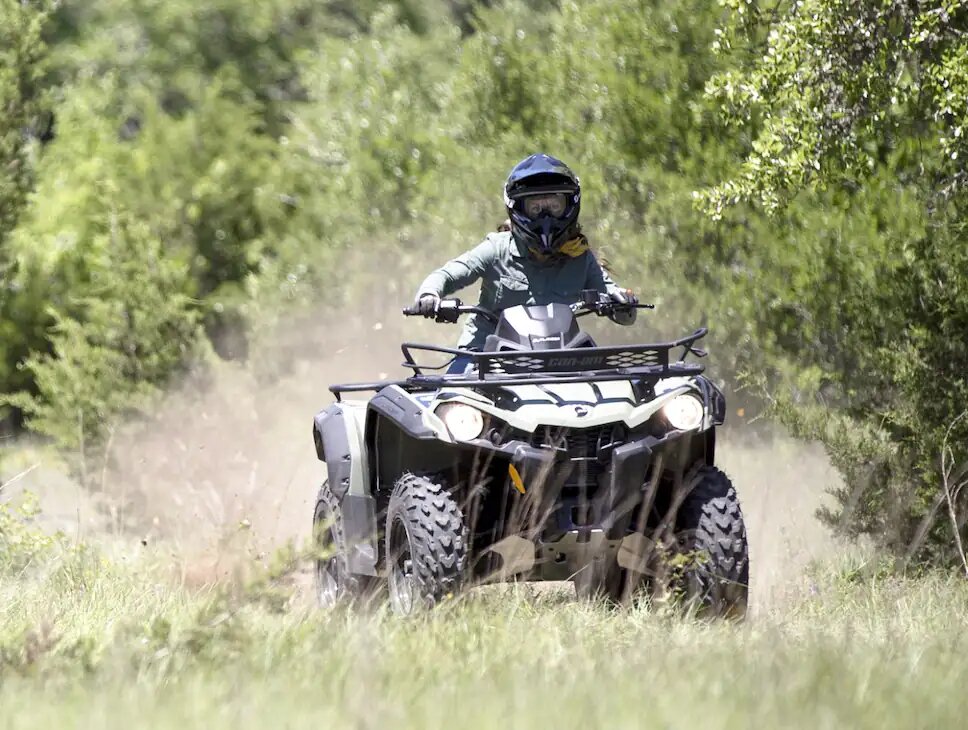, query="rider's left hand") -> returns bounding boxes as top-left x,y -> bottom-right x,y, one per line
609,289 -> 638,307
607,289 -> 638,326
